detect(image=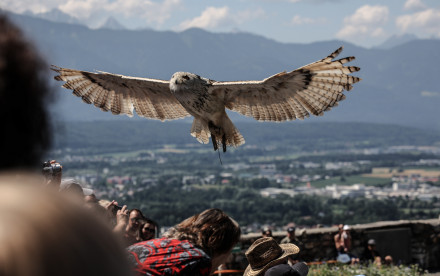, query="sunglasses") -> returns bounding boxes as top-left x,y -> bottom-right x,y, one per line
143,228 -> 155,233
